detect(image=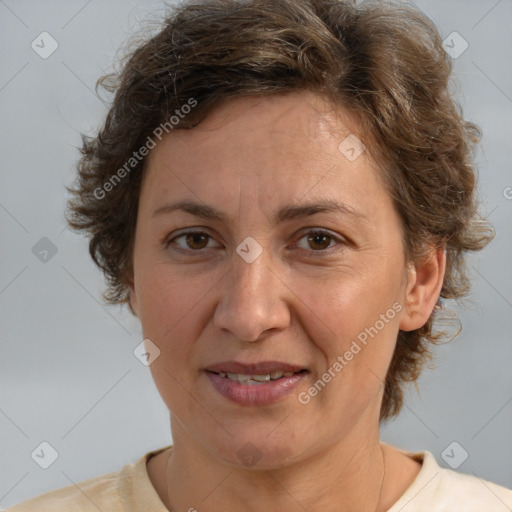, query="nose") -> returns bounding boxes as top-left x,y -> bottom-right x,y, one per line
213,243 -> 291,342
